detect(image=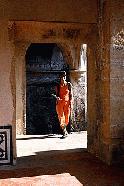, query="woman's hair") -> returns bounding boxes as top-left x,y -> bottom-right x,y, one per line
60,71 -> 66,78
